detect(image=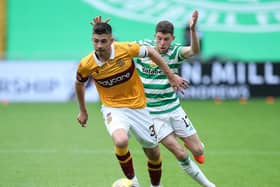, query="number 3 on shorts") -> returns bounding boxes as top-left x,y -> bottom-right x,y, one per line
149,124 -> 156,137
